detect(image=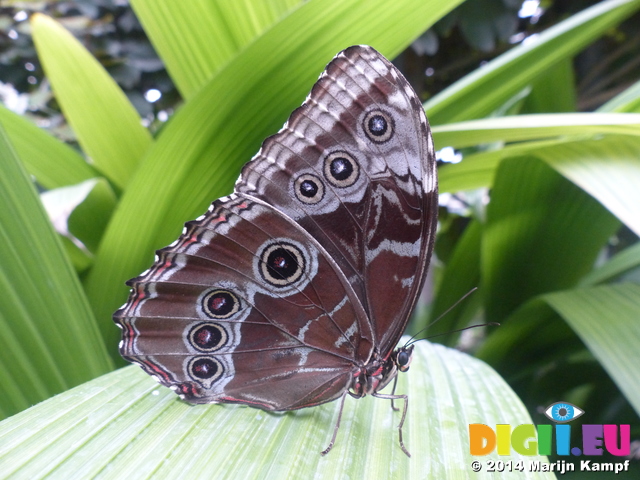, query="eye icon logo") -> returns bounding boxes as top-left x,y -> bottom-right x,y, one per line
544,402 -> 584,423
